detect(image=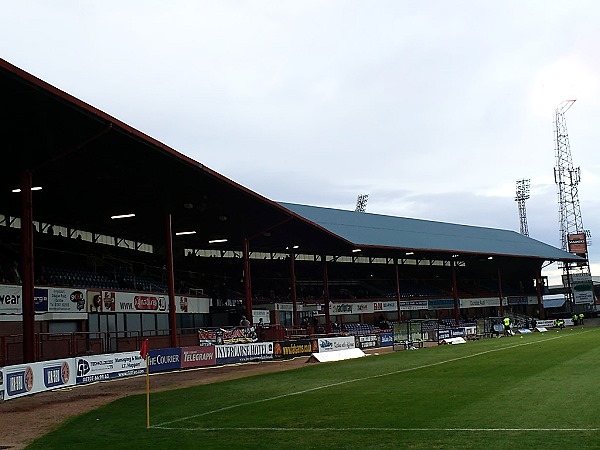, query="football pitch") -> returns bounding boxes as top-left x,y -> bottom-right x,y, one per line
29,328 -> 600,449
